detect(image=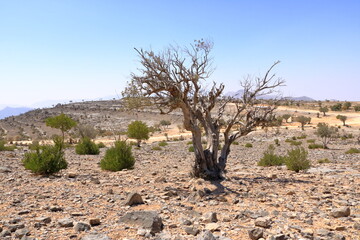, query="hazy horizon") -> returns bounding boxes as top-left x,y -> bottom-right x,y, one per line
1,1 -> 359,106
